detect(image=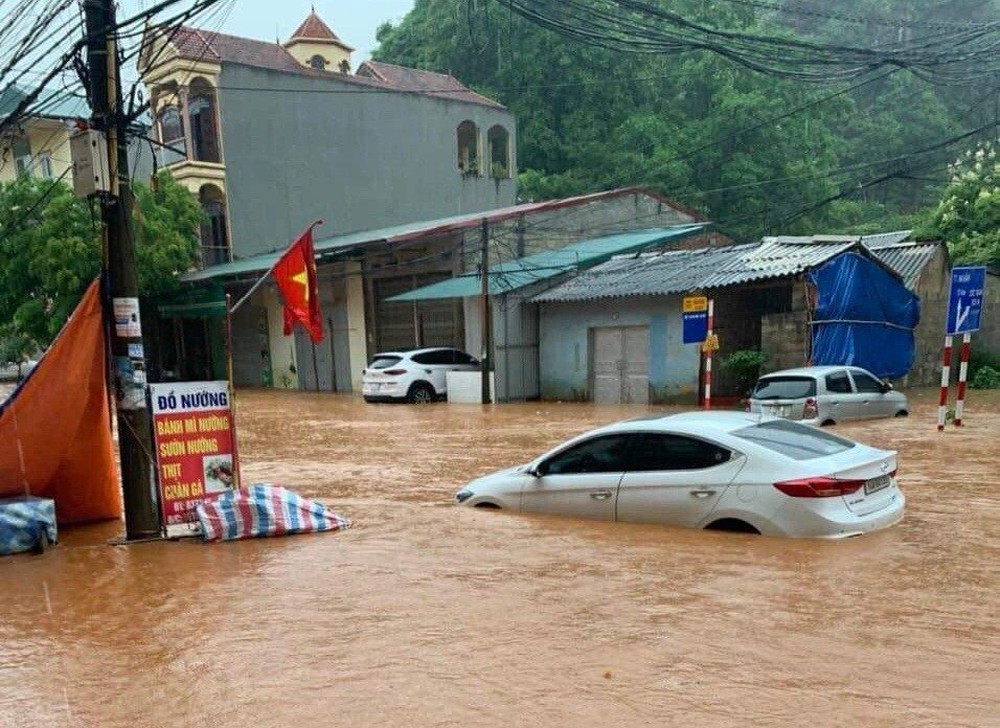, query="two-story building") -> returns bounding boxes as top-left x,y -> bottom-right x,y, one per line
138,11 -> 517,264
138,12 -> 518,386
